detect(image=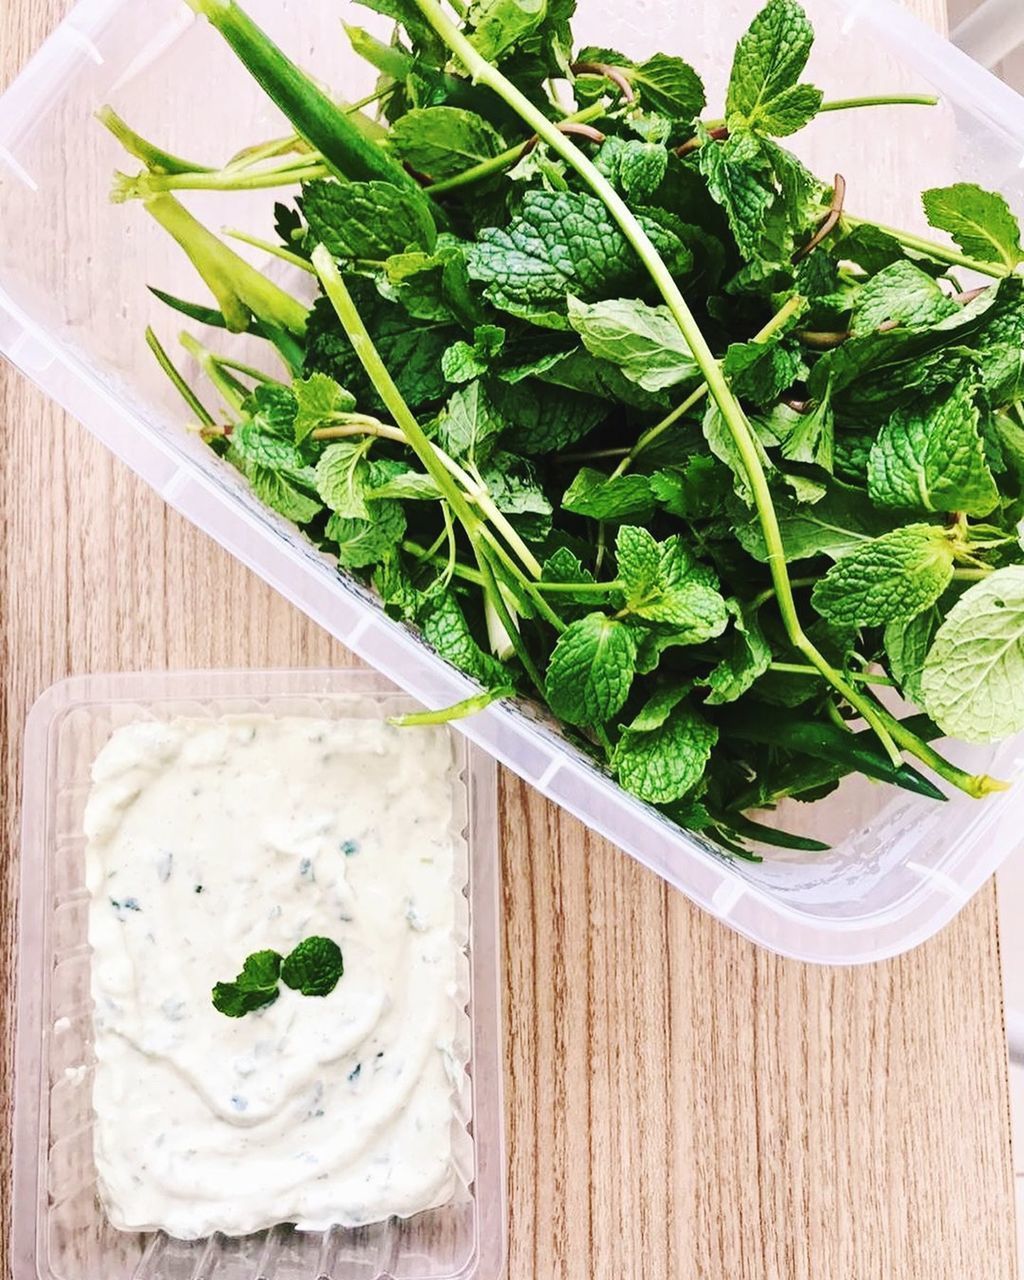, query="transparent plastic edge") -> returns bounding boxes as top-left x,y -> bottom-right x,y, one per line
12,669 -> 508,1280
13,679 -> 69,1280
834,0 -> 1024,153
